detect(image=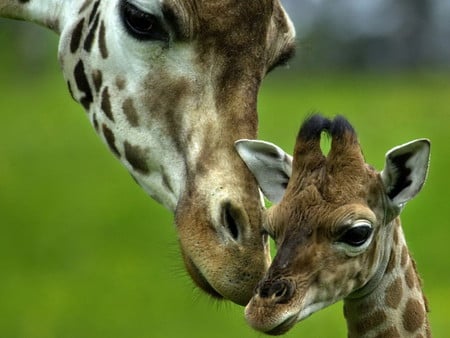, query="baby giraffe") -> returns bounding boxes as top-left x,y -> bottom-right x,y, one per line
236,115 -> 431,337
